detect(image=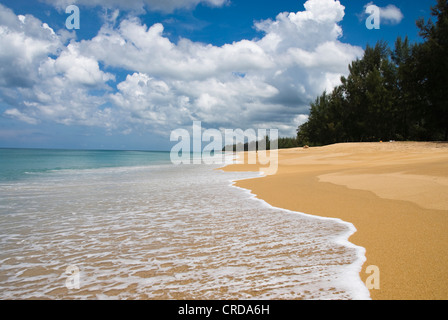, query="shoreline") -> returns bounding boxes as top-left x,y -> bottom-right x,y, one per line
225,174 -> 371,300
221,142 -> 448,300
